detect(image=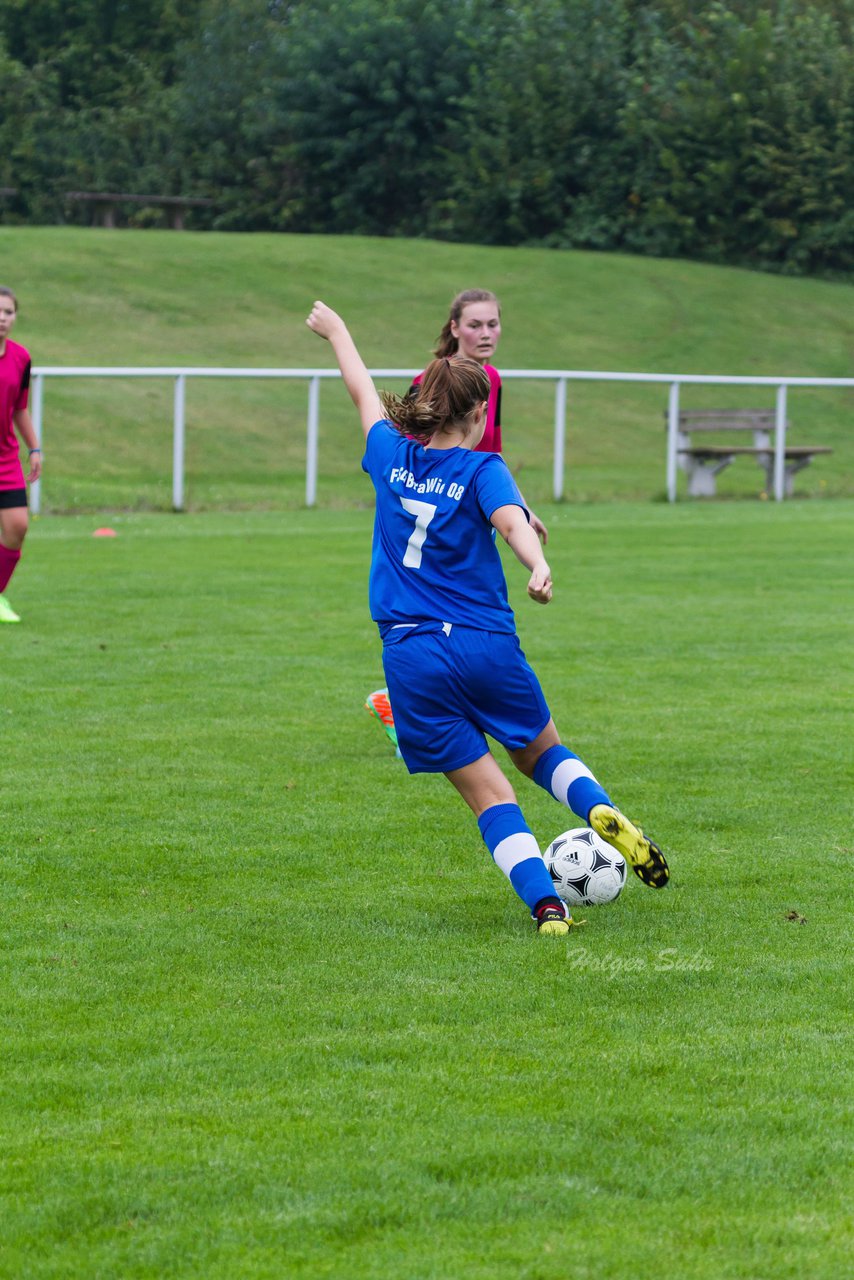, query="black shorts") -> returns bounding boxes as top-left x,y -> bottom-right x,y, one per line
0,488 -> 27,509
